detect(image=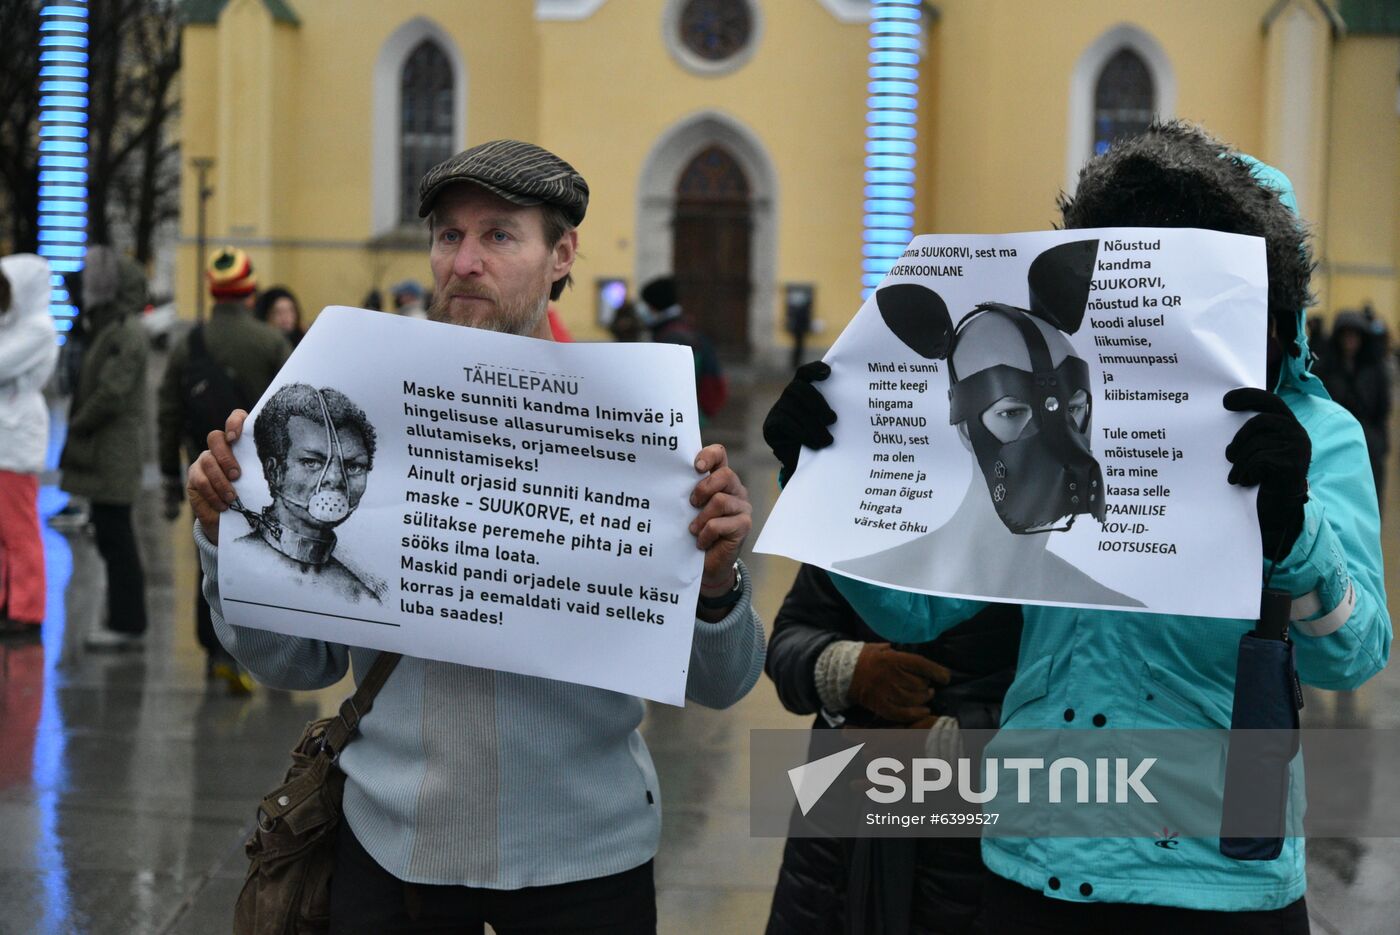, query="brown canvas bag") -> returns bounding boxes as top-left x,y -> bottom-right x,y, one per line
234,652 -> 401,935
